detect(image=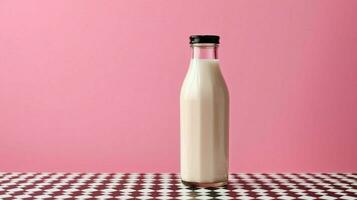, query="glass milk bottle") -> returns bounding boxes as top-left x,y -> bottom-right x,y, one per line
180,35 -> 229,187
